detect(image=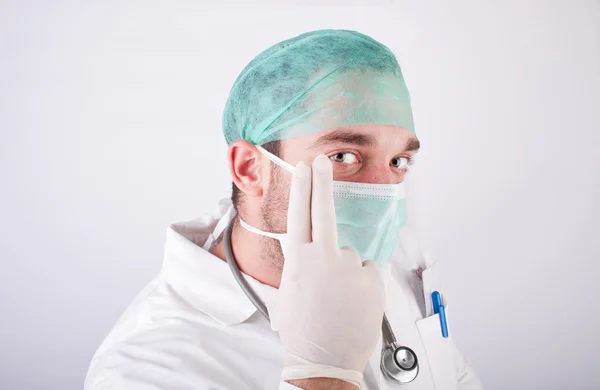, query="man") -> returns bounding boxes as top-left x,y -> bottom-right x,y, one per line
85,29 -> 482,389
